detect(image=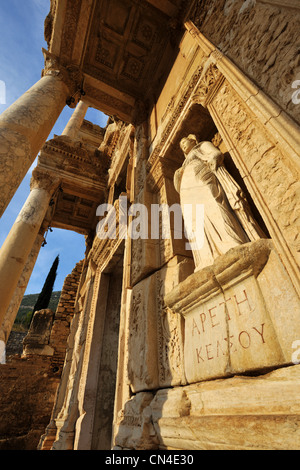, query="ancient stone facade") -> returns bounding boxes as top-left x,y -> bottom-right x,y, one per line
0,0 -> 300,451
